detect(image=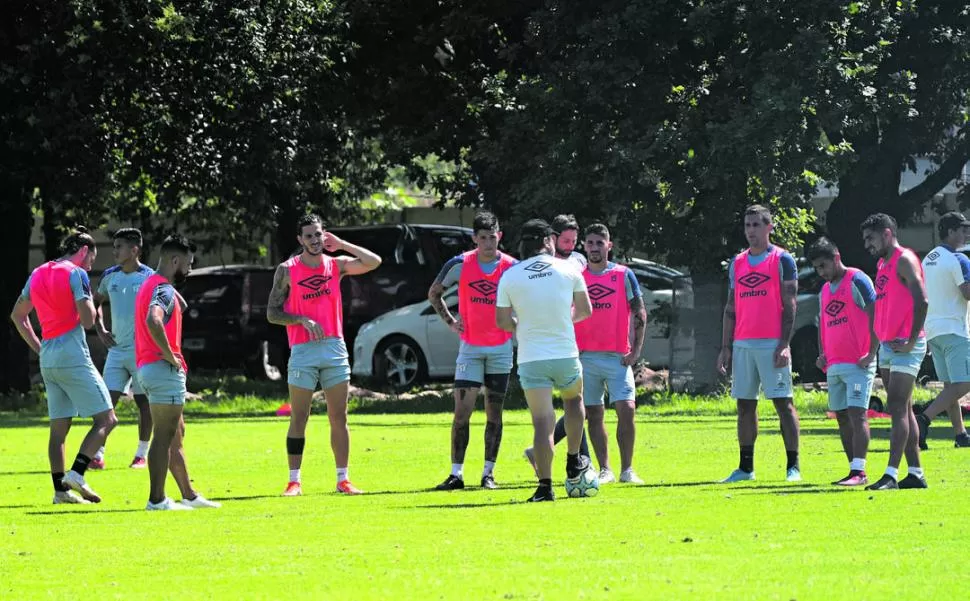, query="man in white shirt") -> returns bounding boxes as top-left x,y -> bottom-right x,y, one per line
496,219 -> 593,502
918,212 -> 970,449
